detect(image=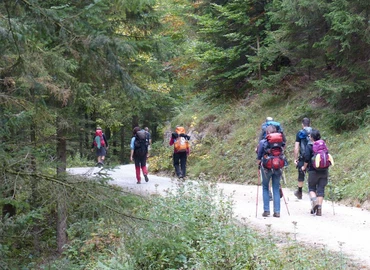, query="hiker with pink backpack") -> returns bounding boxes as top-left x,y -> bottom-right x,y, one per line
301,129 -> 334,216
